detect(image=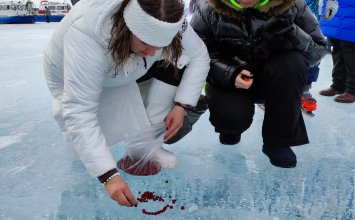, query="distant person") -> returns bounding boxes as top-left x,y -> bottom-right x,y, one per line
191,0 -> 328,168
44,0 -> 209,207
45,6 -> 51,23
319,0 -> 355,103
25,0 -> 34,14
25,0 -> 31,10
